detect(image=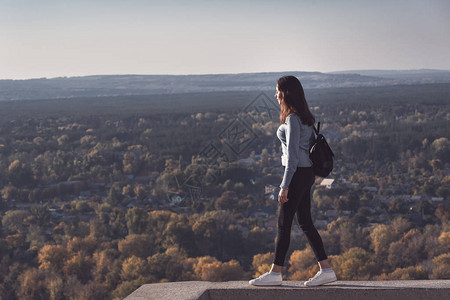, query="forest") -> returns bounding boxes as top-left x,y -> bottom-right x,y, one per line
0,83 -> 449,299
